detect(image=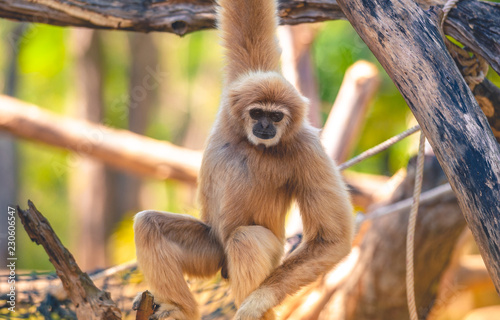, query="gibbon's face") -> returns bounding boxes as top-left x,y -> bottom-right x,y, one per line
226,71 -> 308,148
245,104 -> 290,148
